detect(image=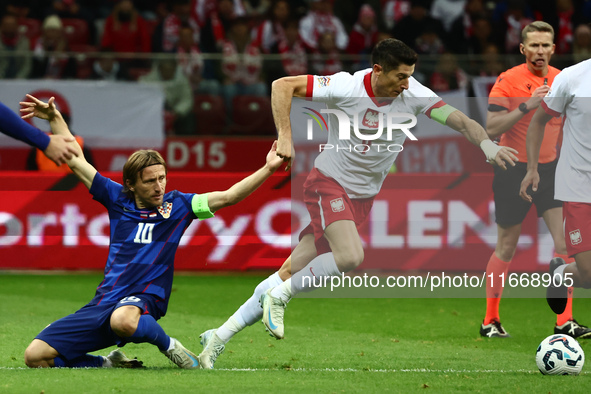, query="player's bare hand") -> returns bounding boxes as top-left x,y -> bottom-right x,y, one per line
19,95 -> 58,121
276,137 -> 294,171
44,134 -> 78,166
266,140 -> 285,172
519,170 -> 539,203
